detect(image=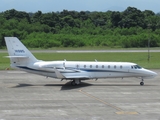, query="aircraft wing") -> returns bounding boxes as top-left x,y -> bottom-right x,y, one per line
54,68 -> 65,79
54,68 -> 90,79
